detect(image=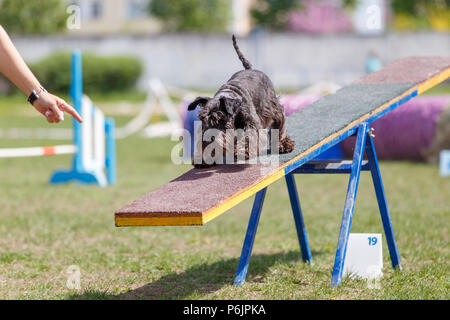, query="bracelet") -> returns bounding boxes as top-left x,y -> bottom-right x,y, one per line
27,86 -> 48,105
